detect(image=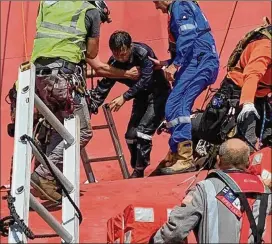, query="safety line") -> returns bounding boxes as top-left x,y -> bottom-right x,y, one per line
0,1 -> 12,84
21,1 -> 28,61
200,1 -> 239,110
